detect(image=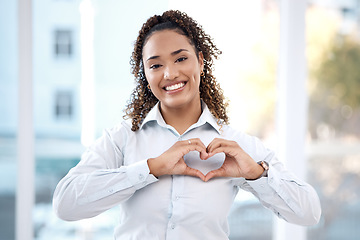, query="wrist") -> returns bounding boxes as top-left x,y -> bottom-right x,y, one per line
245,161 -> 269,180
147,158 -> 160,177
245,164 -> 264,180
